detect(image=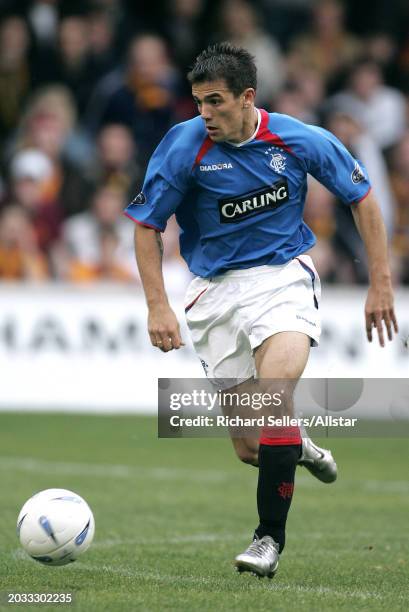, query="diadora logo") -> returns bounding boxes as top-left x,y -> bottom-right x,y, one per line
199,162 -> 233,171
265,146 -> 287,174
218,179 -> 289,223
